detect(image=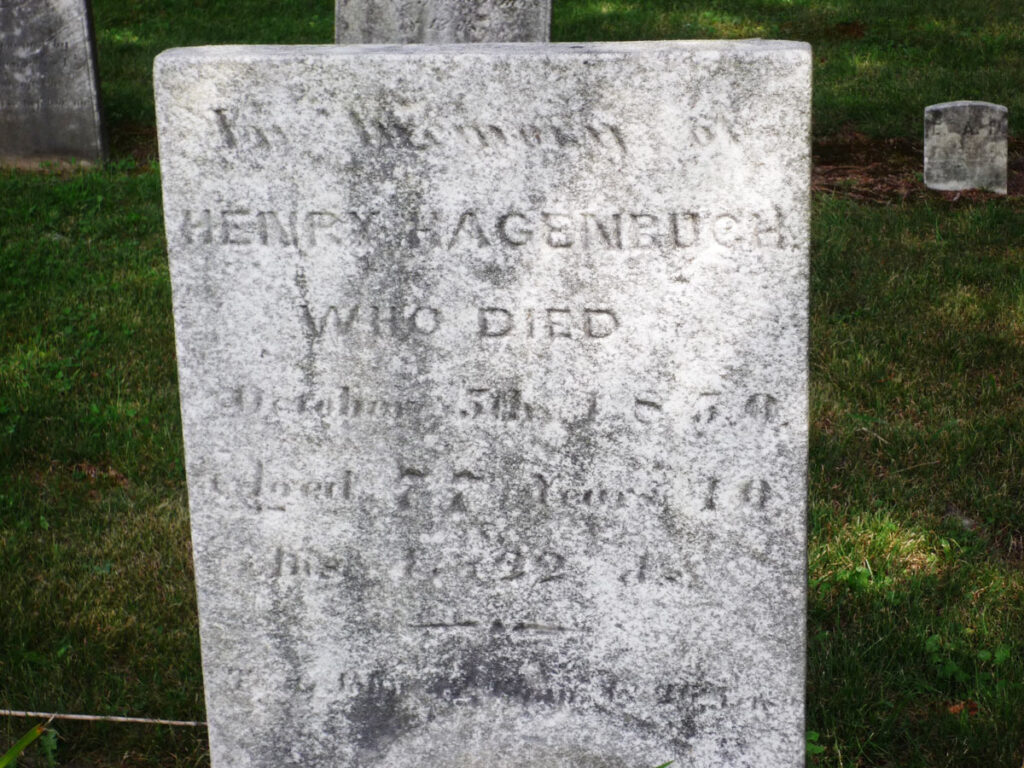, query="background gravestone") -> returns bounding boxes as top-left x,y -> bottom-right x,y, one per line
335,0 -> 550,43
0,0 -> 106,166
924,101 -> 1007,194
156,40 -> 810,767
